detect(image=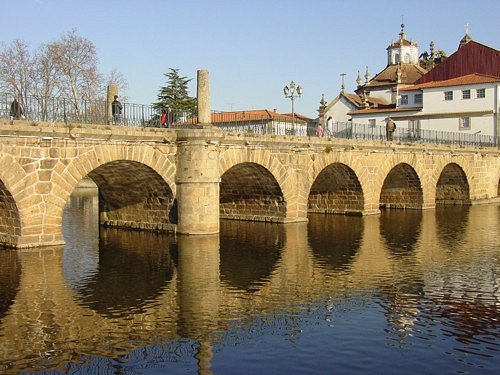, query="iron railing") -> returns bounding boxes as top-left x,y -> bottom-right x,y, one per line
0,92 -> 496,147
0,92 -> 195,127
324,121 -> 496,147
